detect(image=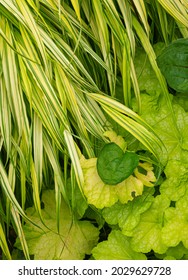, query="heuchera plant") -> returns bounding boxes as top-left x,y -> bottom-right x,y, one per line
90,43 -> 188,259
16,43 -> 188,260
